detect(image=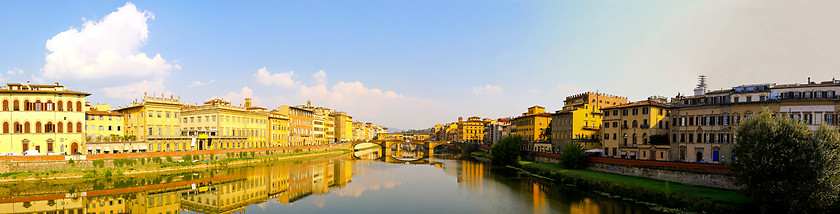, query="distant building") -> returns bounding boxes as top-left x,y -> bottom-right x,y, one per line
551,92 -> 627,152
601,99 -> 671,160
512,106 -> 552,151
0,82 -> 89,155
